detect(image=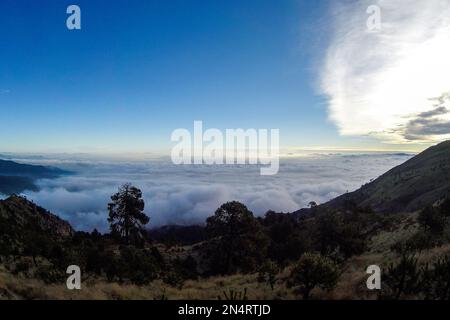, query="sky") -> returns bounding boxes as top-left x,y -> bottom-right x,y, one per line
1,0 -> 450,155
